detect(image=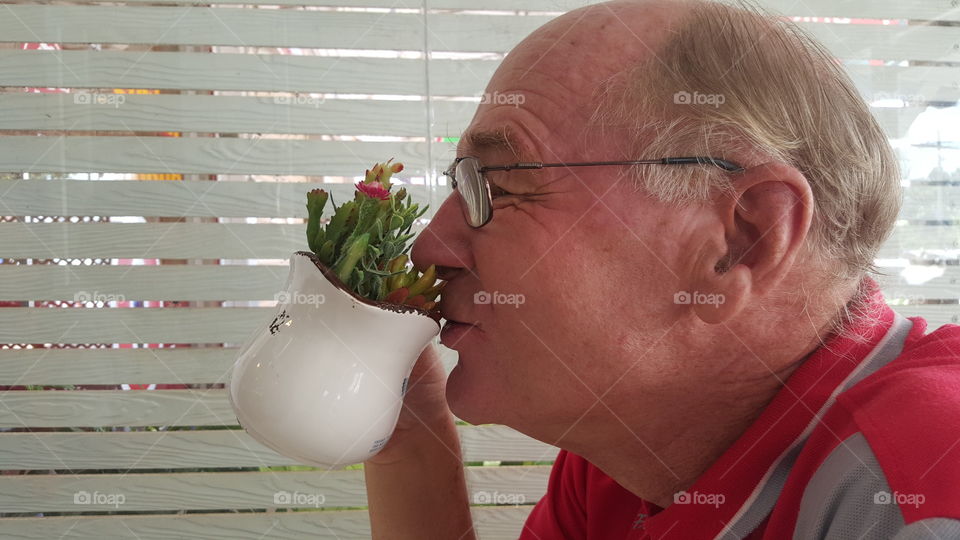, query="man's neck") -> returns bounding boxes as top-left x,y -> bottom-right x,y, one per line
571,356 -> 807,509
